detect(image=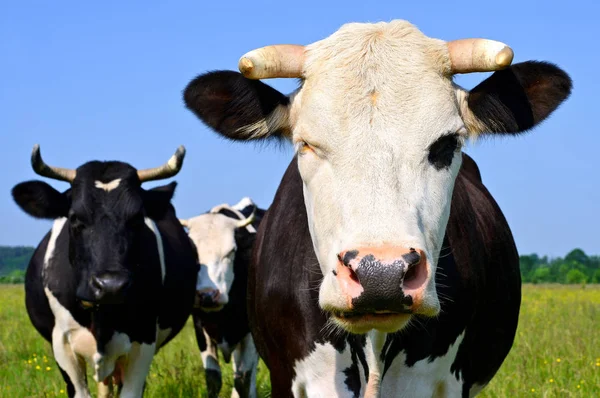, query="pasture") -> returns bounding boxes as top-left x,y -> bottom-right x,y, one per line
0,284 -> 597,397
